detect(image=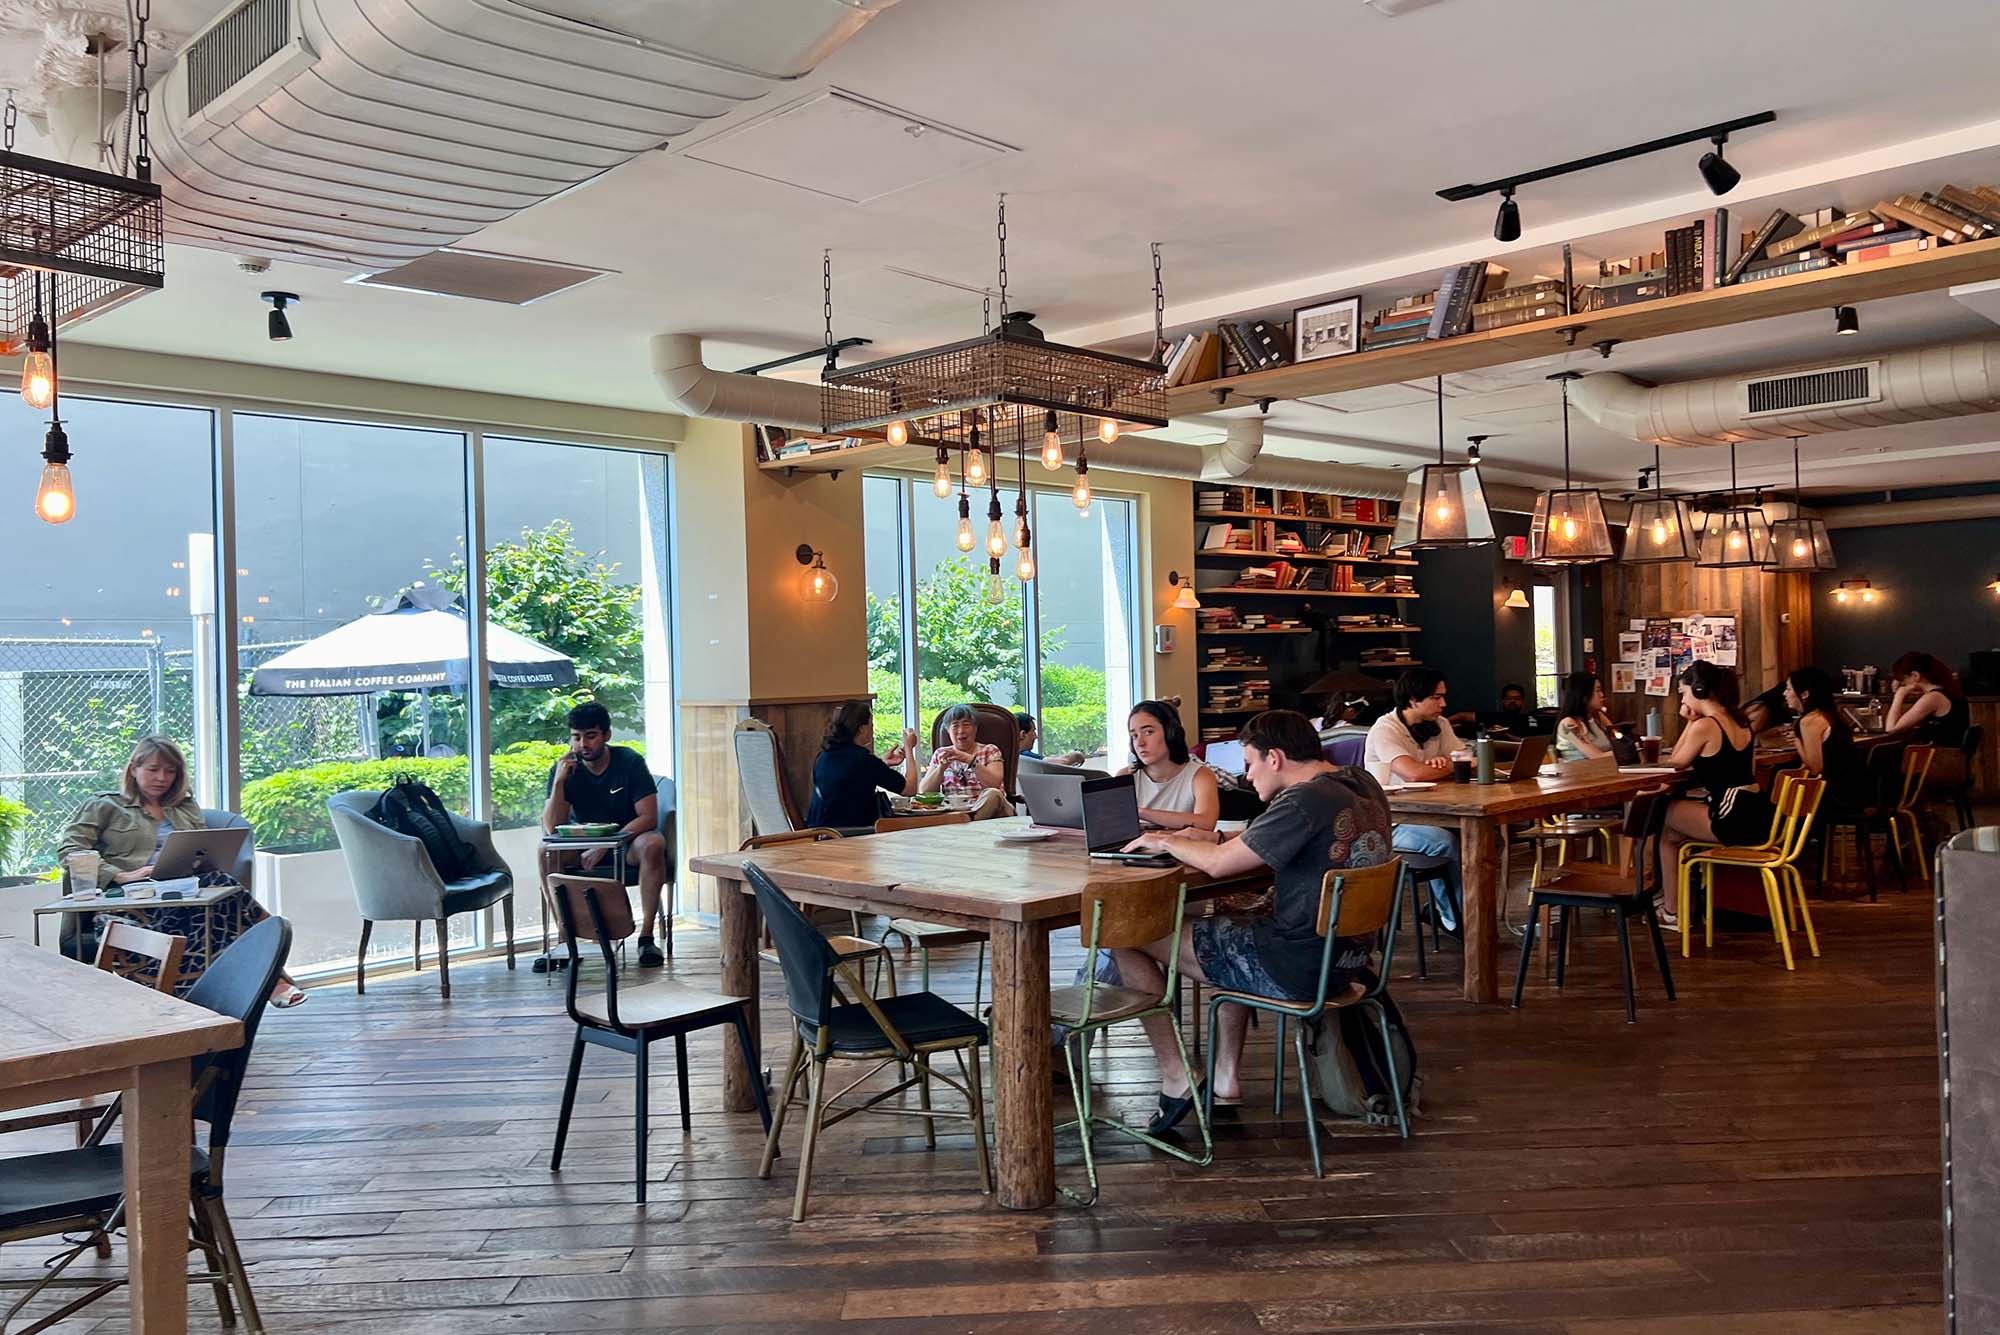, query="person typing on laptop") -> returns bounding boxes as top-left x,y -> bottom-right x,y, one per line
1363,667 -> 1465,933
1110,710 -> 1394,1134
